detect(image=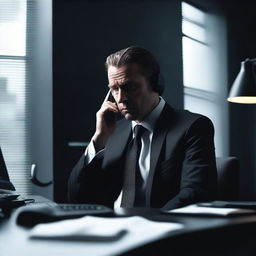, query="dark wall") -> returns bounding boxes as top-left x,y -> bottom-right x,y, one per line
223,0 -> 256,200
53,0 -> 183,202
